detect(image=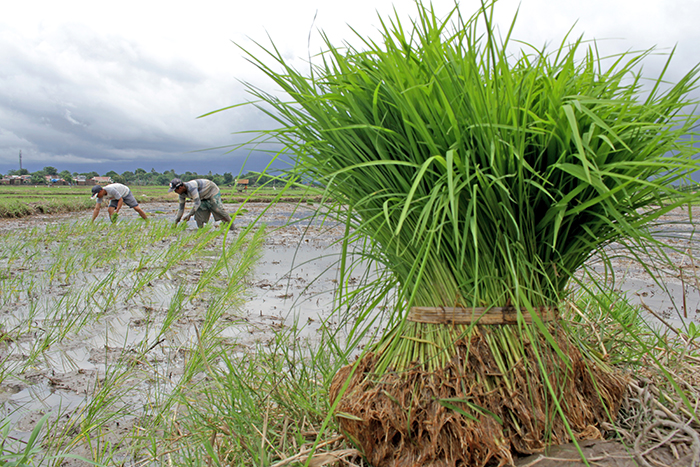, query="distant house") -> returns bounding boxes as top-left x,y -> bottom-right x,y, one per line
74,175 -> 88,186
1,175 -> 31,185
45,175 -> 67,185
0,175 -> 20,185
236,179 -> 249,192
90,176 -> 112,185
